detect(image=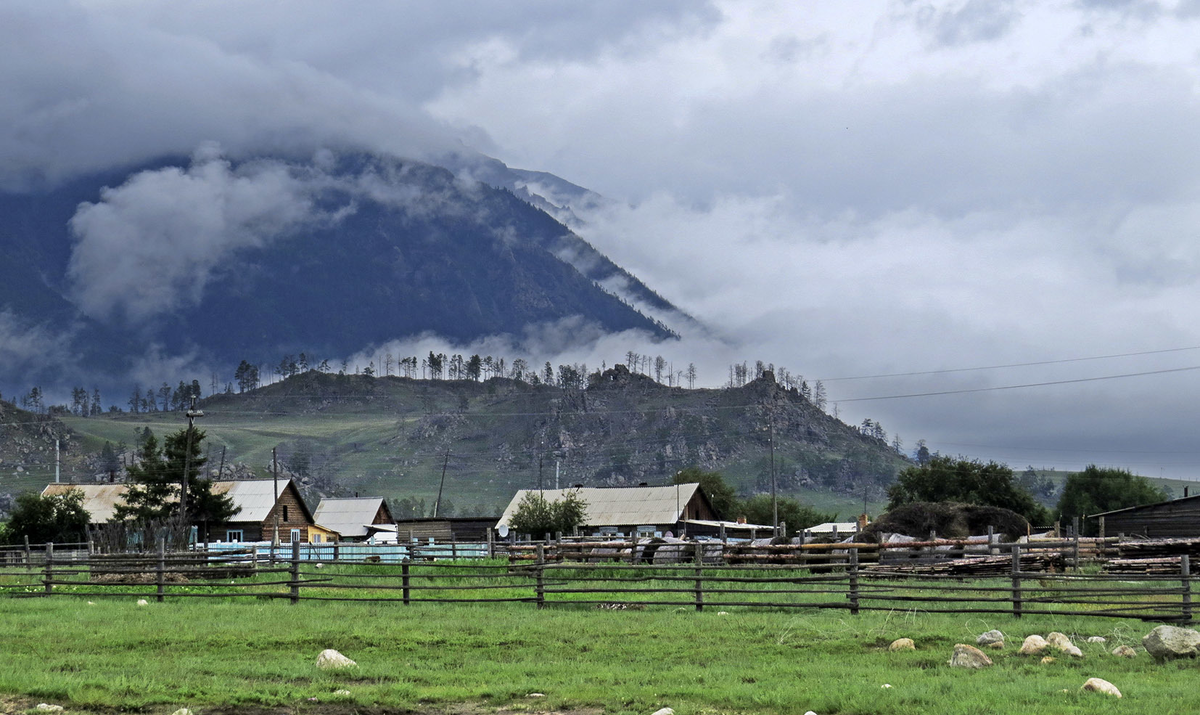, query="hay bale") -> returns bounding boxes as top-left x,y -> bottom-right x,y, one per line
862,502 -> 1029,541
